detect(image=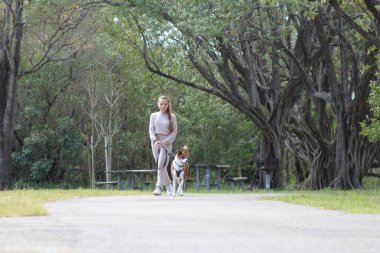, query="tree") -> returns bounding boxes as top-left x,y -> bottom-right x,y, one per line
104,0 -> 329,188
12,61 -> 85,185
103,0 -> 380,190
6,1 -> 262,189
80,69 -> 103,188
93,63 -> 123,183
104,1 -> 283,187
317,1 -> 379,189
0,0 -> 96,189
